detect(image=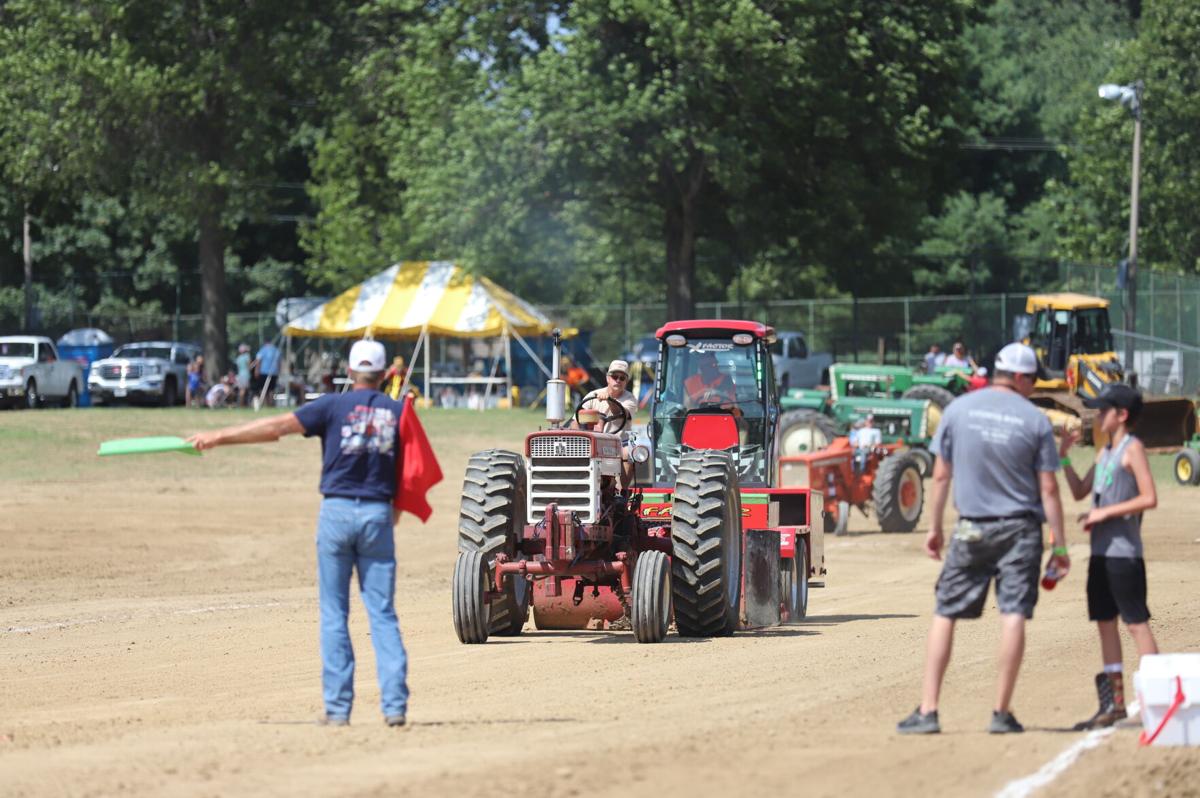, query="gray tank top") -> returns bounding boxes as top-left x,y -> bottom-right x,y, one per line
1091,434 -> 1143,558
